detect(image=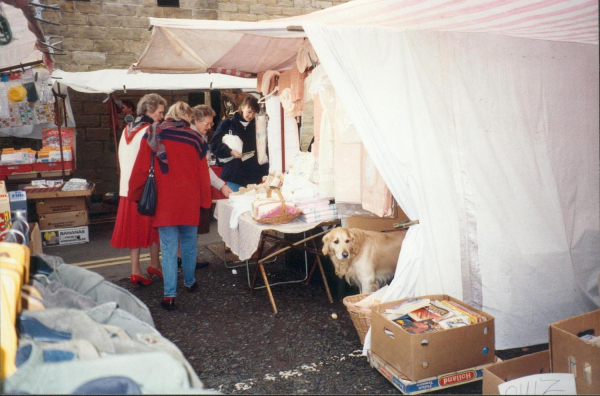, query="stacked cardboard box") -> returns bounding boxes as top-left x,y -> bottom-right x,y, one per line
35,193 -> 89,247
483,309 -> 600,394
368,294 -> 496,394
